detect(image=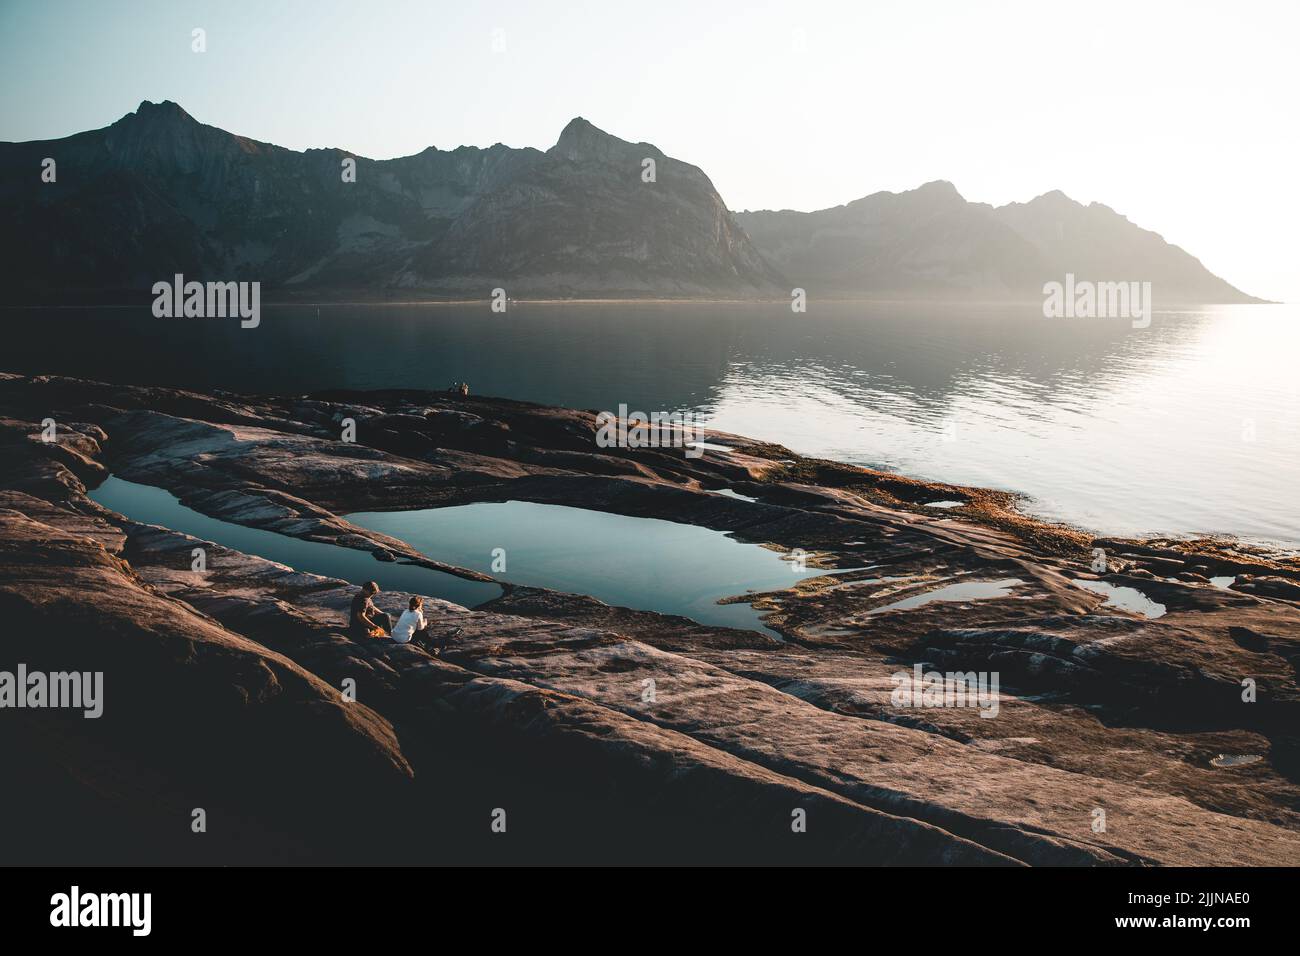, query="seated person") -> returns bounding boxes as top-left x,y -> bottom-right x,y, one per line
391,595 -> 429,644
391,596 -> 460,655
349,581 -> 391,639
